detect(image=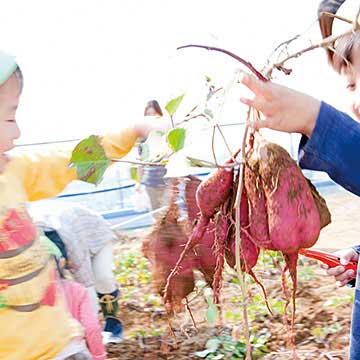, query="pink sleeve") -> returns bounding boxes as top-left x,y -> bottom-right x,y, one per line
65,281 -> 107,360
